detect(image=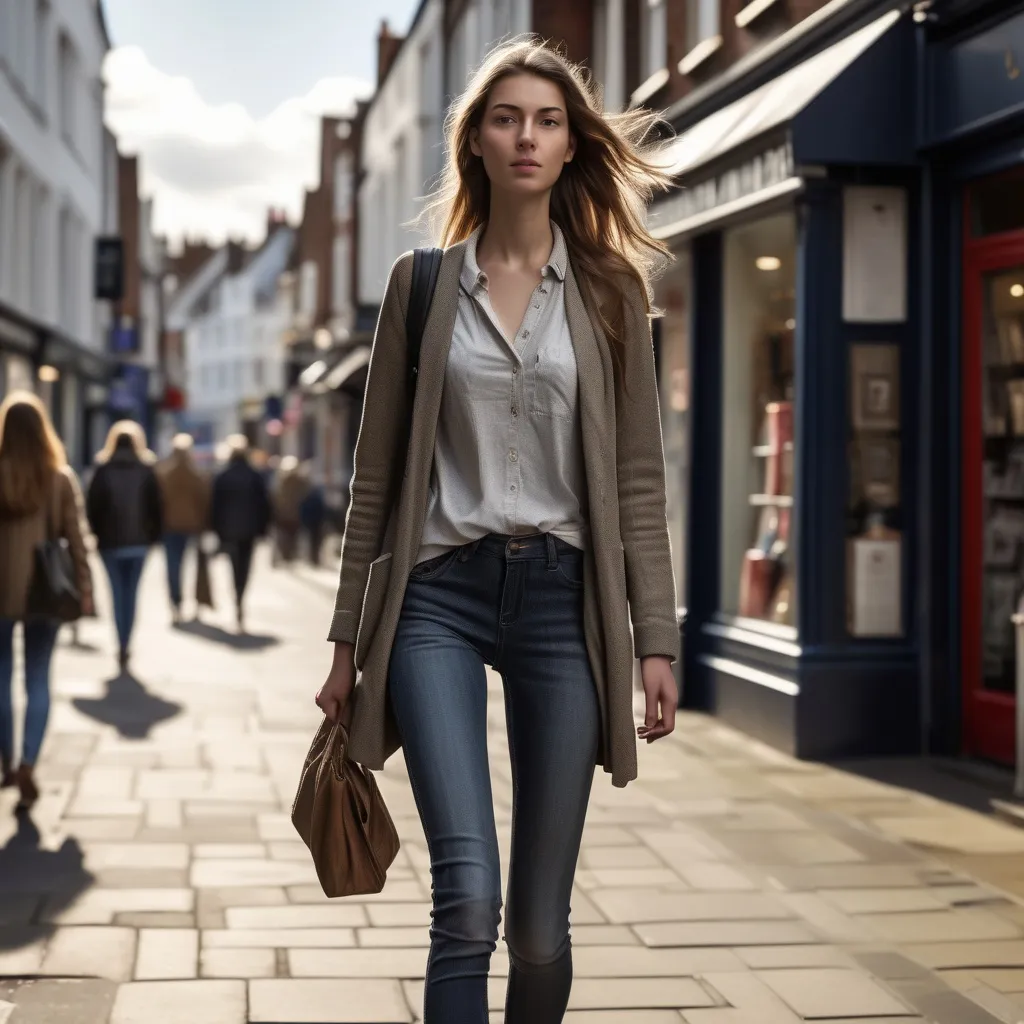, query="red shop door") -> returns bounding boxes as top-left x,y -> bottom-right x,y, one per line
961,169 -> 1024,765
